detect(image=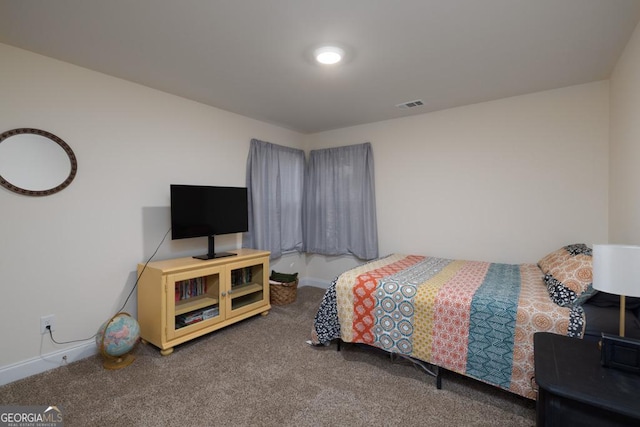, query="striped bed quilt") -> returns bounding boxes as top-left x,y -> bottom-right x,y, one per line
311,254 -> 585,399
